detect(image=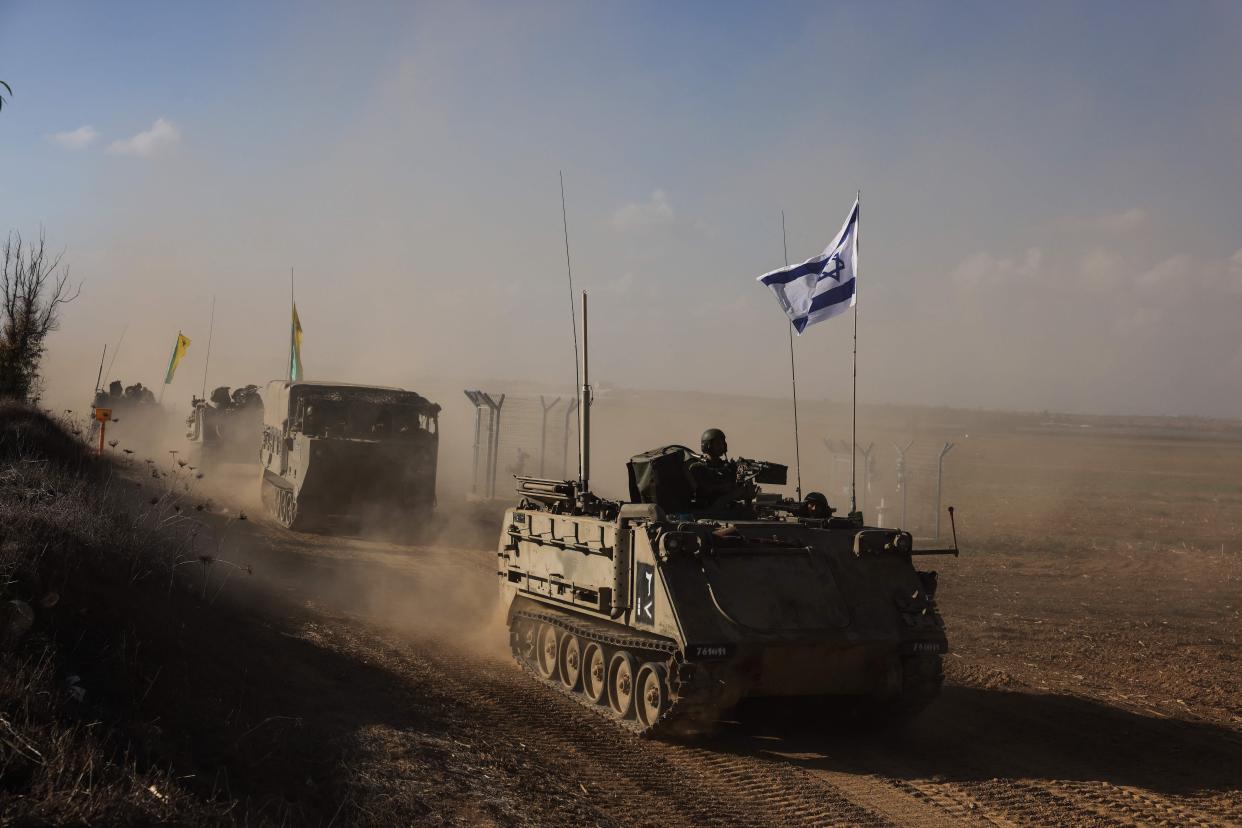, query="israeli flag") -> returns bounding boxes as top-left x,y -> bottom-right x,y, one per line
757,197 -> 858,334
